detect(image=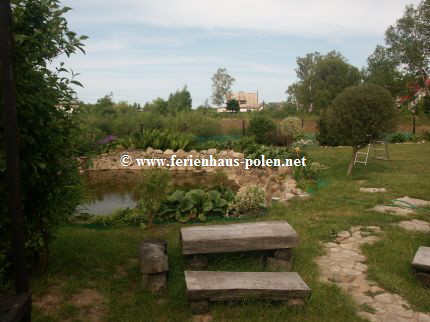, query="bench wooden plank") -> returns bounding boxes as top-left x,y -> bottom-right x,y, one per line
185,271 -> 310,301
412,246 -> 430,273
180,221 -> 299,255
